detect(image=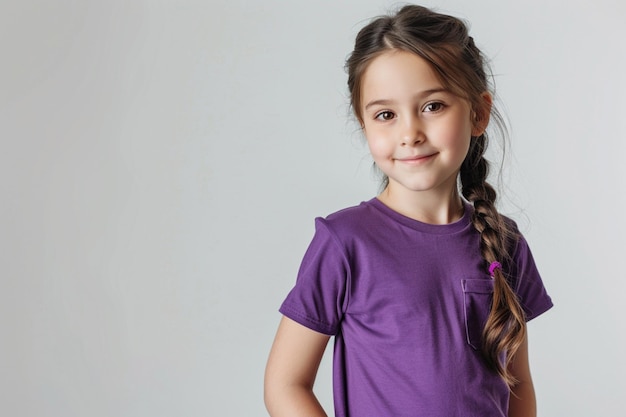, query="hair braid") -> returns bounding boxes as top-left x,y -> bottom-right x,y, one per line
461,134 -> 527,386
